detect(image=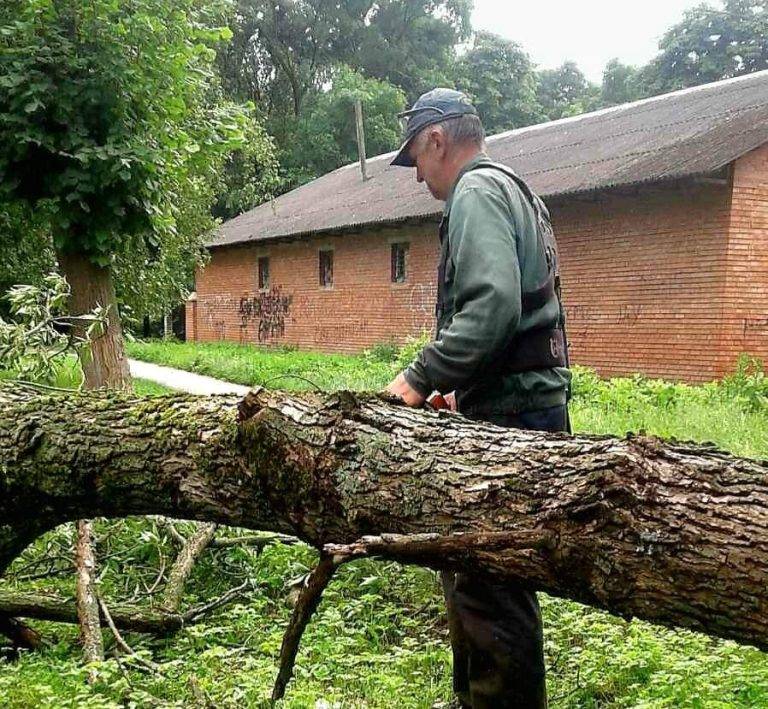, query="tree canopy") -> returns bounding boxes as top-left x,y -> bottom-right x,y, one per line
455,31 -> 545,134
640,0 -> 768,94
0,0 -> 278,320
